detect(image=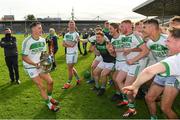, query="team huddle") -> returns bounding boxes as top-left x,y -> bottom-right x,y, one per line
21,16 -> 180,119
